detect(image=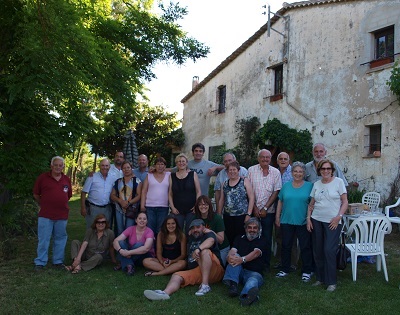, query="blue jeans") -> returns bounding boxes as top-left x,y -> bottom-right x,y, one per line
34,217 -> 68,266
117,241 -> 152,270
115,211 -> 135,236
261,213 -> 275,269
223,264 -> 264,296
146,207 -> 169,234
171,212 -> 196,235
